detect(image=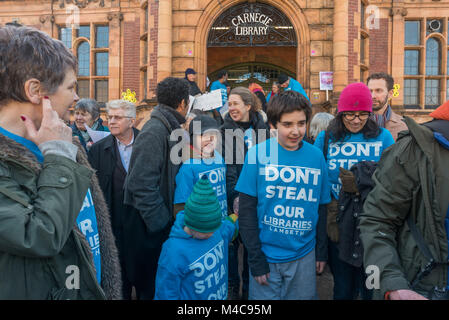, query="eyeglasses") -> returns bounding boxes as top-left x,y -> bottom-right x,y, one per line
106,115 -> 133,121
342,112 -> 371,121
